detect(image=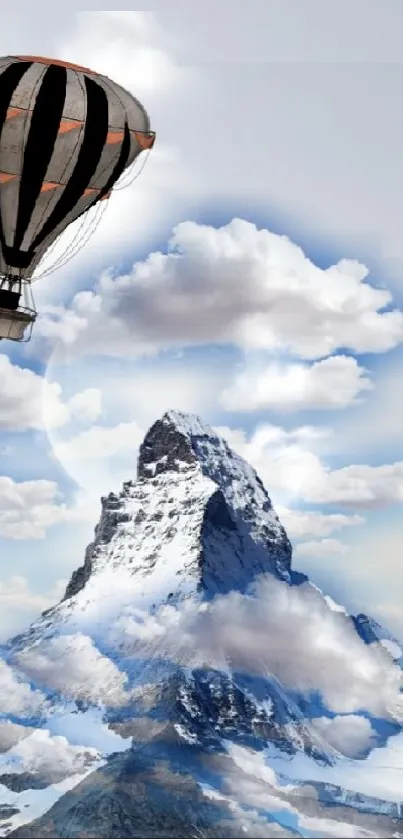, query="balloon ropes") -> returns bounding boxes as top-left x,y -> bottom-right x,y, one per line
0,55 -> 155,341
